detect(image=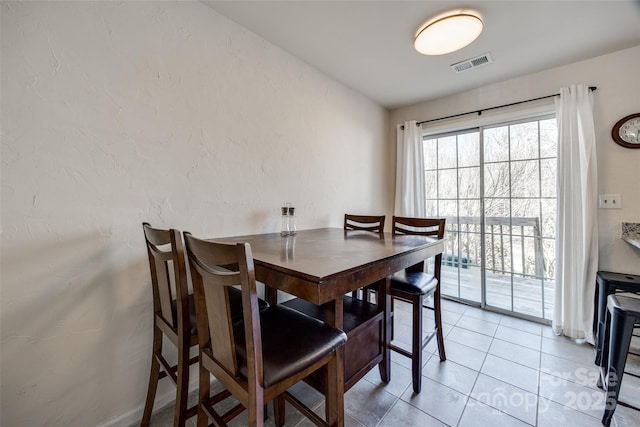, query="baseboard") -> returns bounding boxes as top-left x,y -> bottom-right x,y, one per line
96,376 -> 200,427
